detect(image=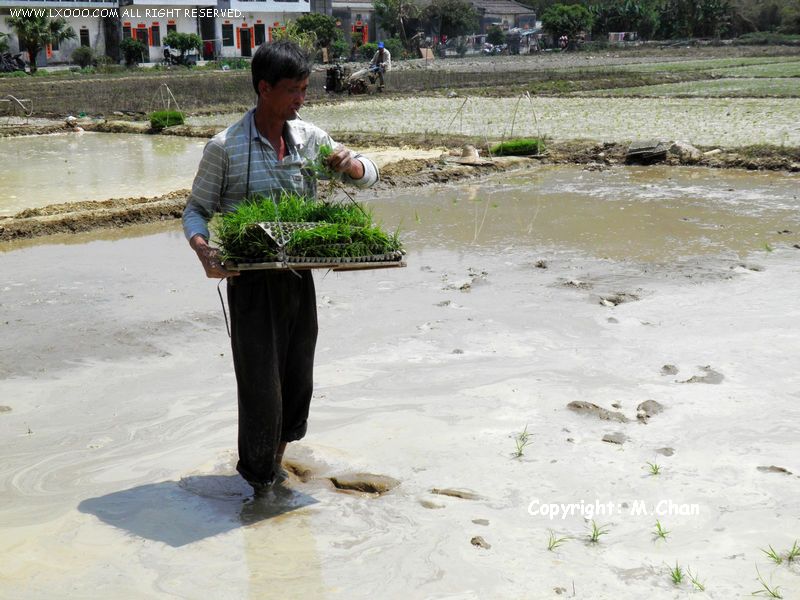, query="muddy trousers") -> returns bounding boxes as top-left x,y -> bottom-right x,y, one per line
227,270 -> 318,487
